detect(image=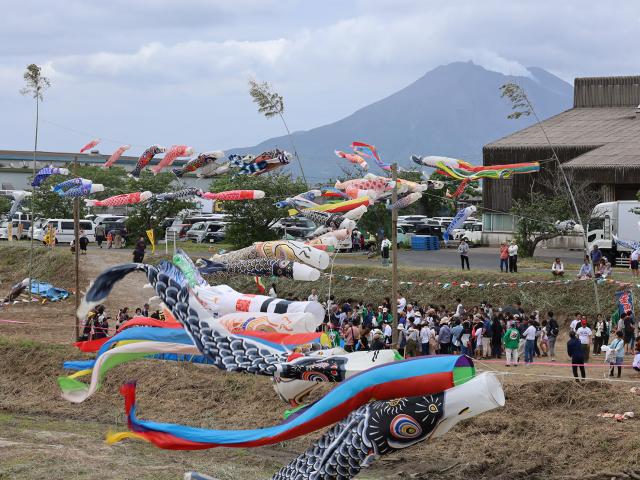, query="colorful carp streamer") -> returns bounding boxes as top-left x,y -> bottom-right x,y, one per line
103,145 -> 131,169
211,239 -> 331,270
151,145 -> 194,175
172,249 -> 208,288
444,205 -> 477,242
32,166 -> 70,187
614,236 -> 640,251
52,178 -> 105,197
335,150 -> 368,170
335,174 -> 393,196
229,149 -> 291,176
85,191 -> 152,207
130,145 -> 166,179
352,141 -> 391,171
8,191 -> 31,218
172,151 -> 225,178
386,192 -> 422,210
80,138 -> 100,153
153,187 -> 202,202
320,187 -> 349,199
197,258 -> 321,282
200,190 -> 265,201
411,155 -> 540,181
